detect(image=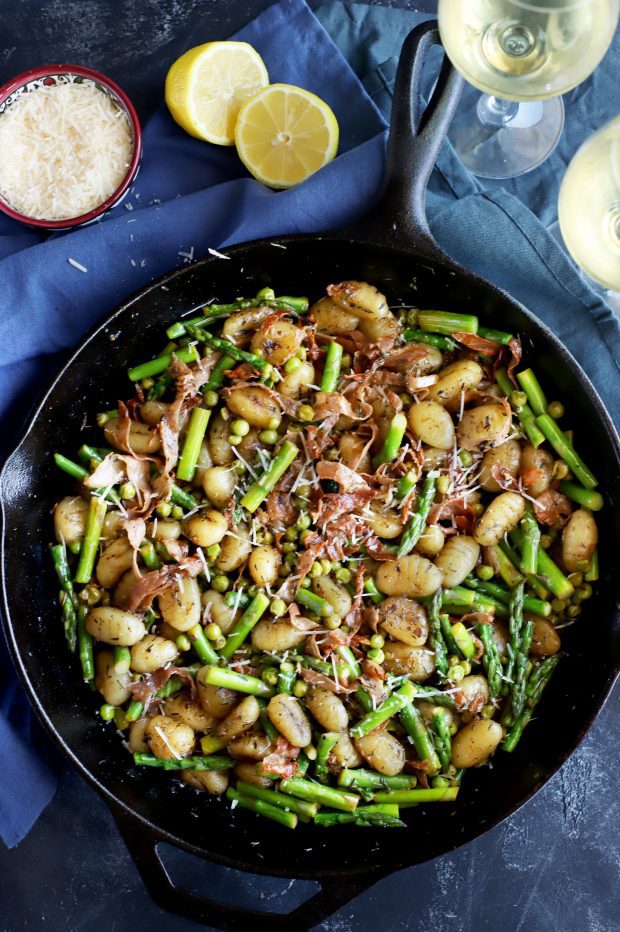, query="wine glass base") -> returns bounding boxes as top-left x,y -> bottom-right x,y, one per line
449,84 -> 565,180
